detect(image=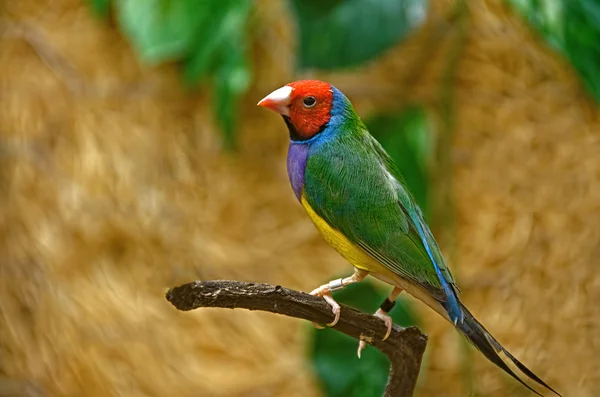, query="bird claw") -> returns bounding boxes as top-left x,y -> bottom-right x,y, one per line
322,294 -> 341,326
357,340 -> 367,358
310,286 -> 341,327
374,308 -> 393,341
356,310 -> 393,358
